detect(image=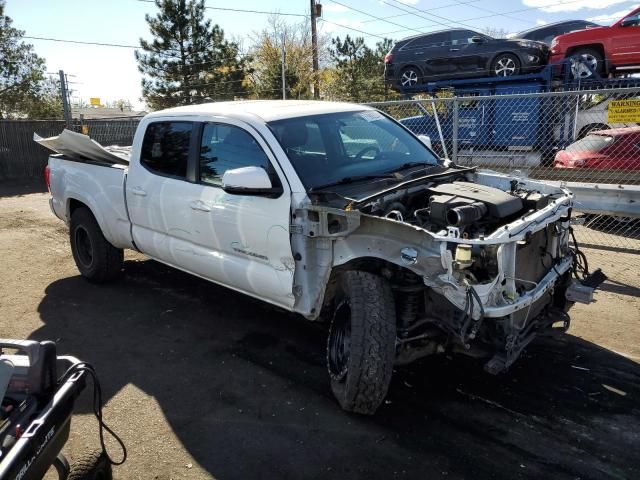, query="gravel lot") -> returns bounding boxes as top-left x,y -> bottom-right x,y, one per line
1,183 -> 639,480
